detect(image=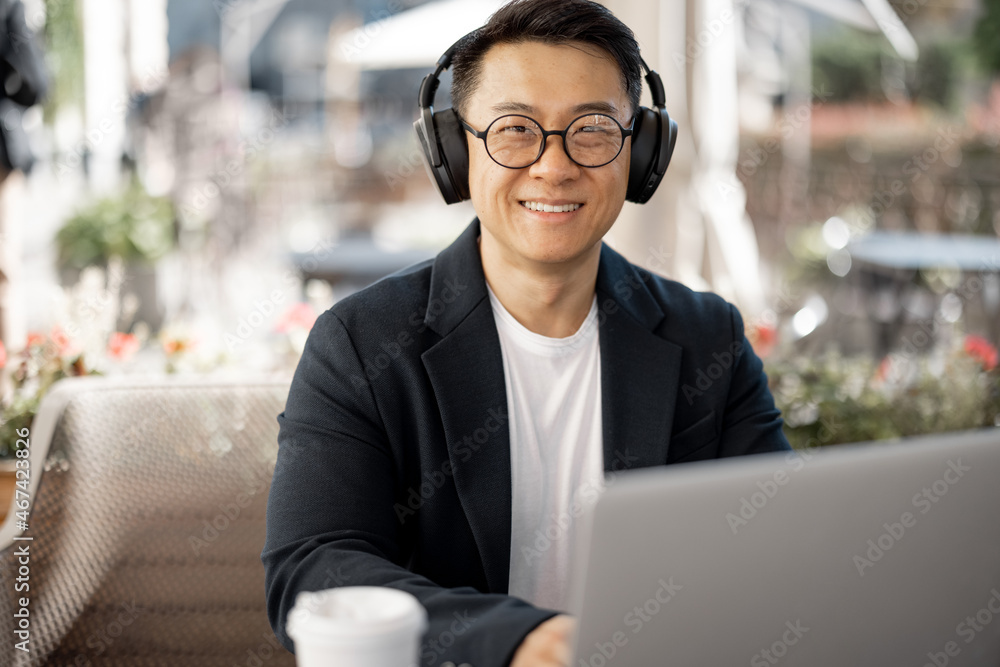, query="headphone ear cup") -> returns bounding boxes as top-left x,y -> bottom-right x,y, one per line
625,106 -> 677,204
414,108 -> 470,205
435,109 -> 471,202
657,109 -> 678,177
